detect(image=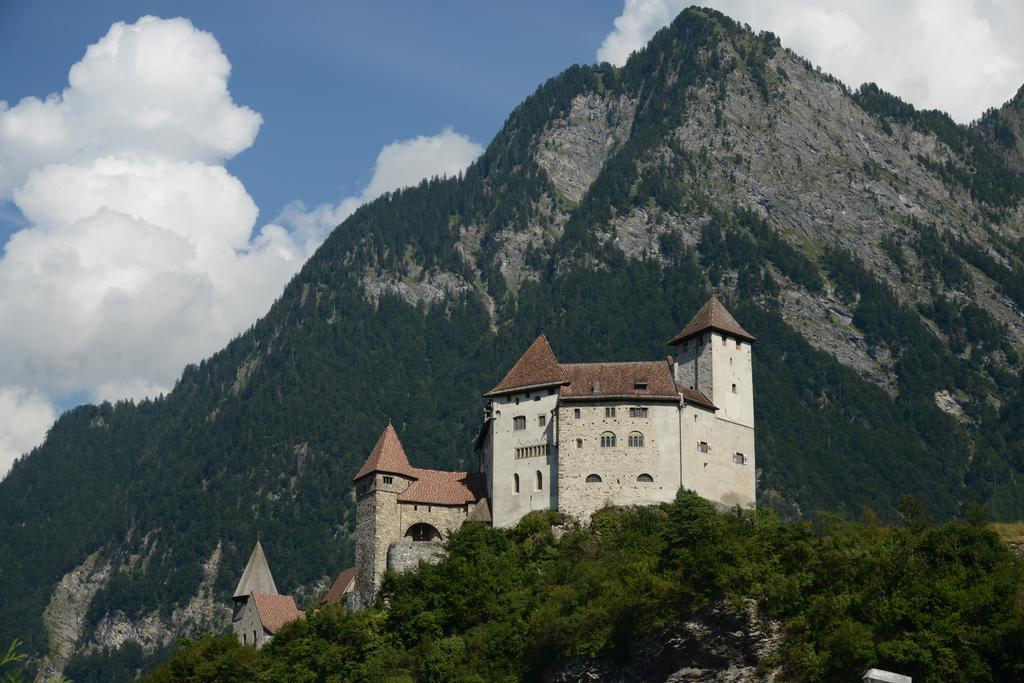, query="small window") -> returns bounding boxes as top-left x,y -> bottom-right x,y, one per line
548,387 -> 556,395
243,632 -> 247,645
628,432 -> 644,448
605,406 -> 616,418
253,630 -> 257,644
574,408 -> 581,419
637,473 -> 654,483
514,473 -> 520,493
601,432 -> 616,448
534,396 -> 541,402
586,474 -> 602,483
731,383 -> 737,393
733,452 -> 747,465
538,415 -> 546,427
536,471 -> 543,491
513,416 -> 526,430
576,438 -> 583,448
382,475 -> 393,484
634,380 -> 648,390
629,407 -> 649,418
697,441 -> 711,453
